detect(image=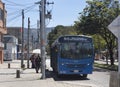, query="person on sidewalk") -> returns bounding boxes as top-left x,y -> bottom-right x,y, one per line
34,54 -> 41,73
30,54 -> 35,68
